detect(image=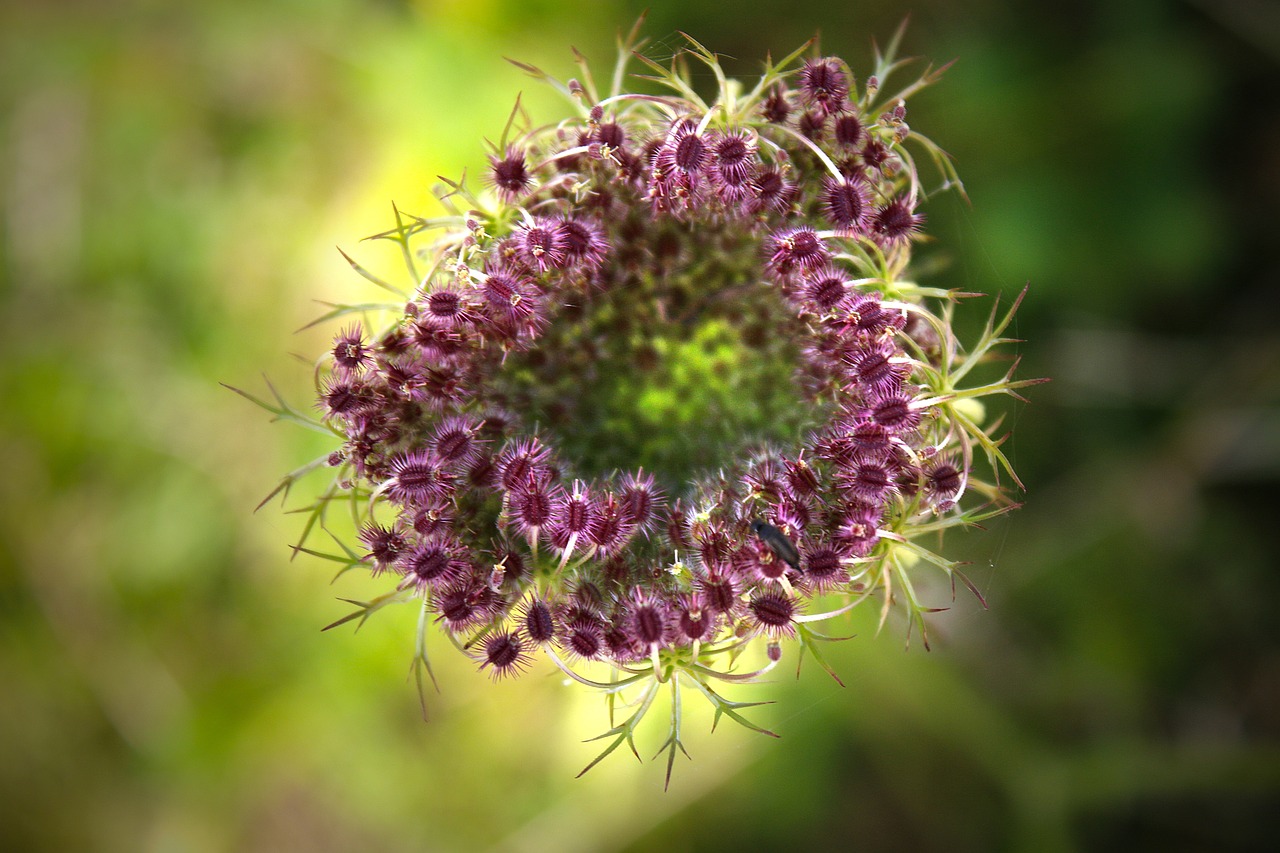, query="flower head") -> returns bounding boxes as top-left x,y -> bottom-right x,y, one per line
475,630 -> 532,679
748,590 -> 799,638
246,26 -> 1041,787
398,537 -> 466,591
385,449 -> 455,506
872,197 -> 925,245
331,324 -> 372,375
768,226 -> 830,274
517,219 -> 567,272
800,58 -> 851,116
822,176 -> 871,233
489,148 -> 533,200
